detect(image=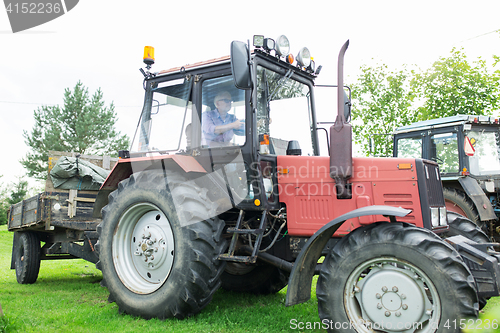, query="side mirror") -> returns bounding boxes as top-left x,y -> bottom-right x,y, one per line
230,41 -> 252,90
